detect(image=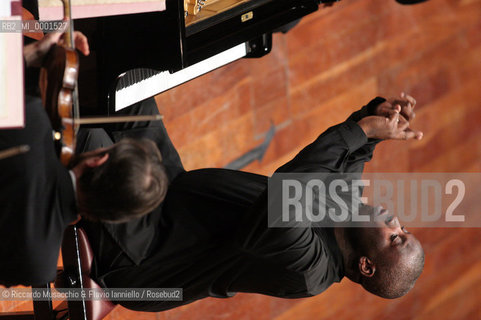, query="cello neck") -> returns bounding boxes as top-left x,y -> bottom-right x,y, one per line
61,0 -> 75,49
60,0 -> 80,131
